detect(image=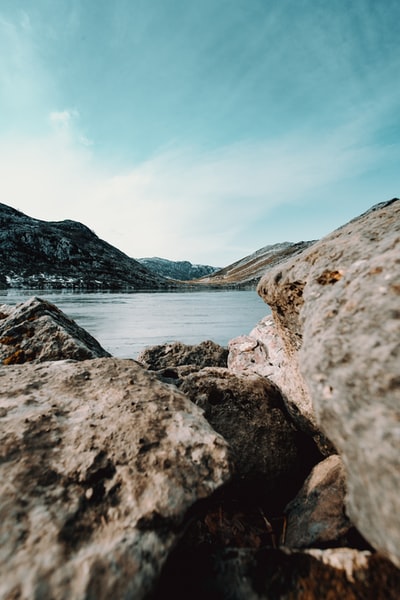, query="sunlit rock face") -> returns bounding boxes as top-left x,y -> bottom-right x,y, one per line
257,198 -> 400,566
0,358 -> 232,599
